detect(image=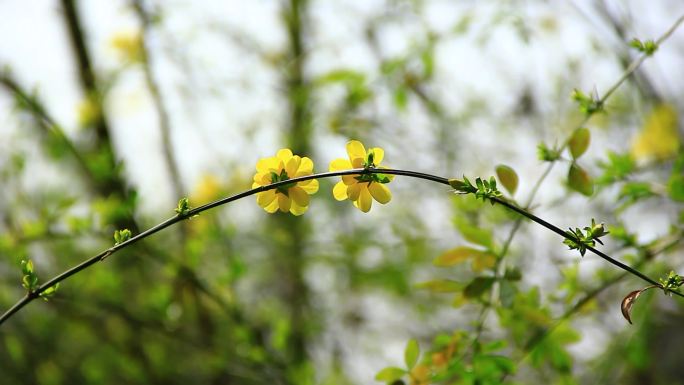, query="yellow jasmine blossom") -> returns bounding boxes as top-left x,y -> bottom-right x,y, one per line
329,140 -> 393,212
191,174 -> 223,204
252,149 -> 319,215
76,95 -> 100,127
110,30 -> 143,63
